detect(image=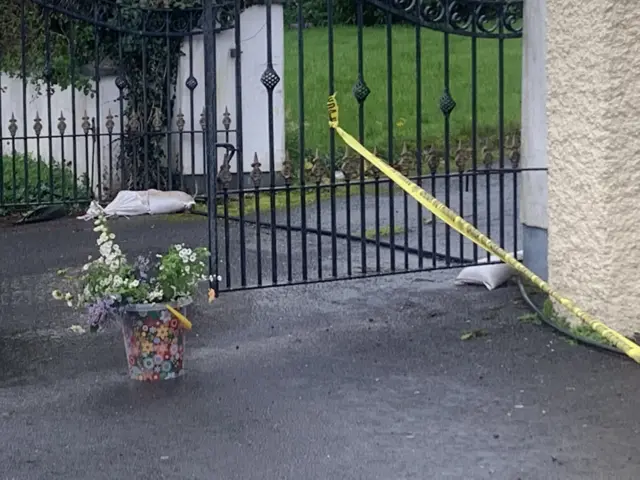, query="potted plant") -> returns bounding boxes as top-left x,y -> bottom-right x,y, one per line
52,214 -> 215,382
